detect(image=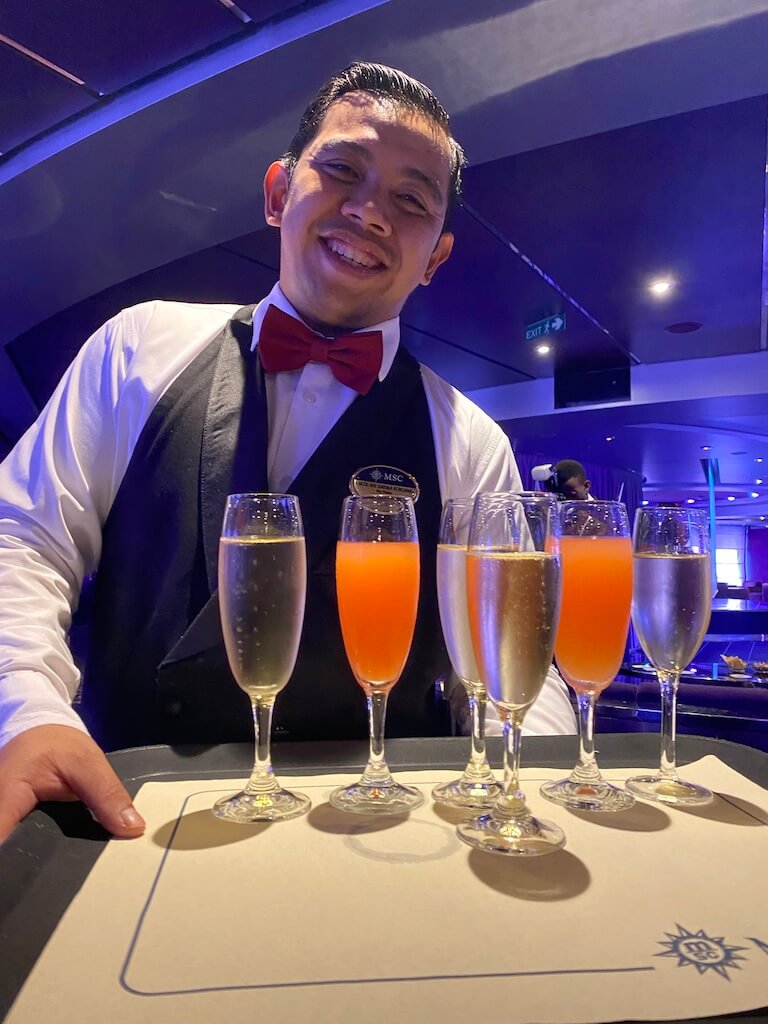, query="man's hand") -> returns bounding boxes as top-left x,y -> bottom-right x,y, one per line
0,725 -> 145,844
